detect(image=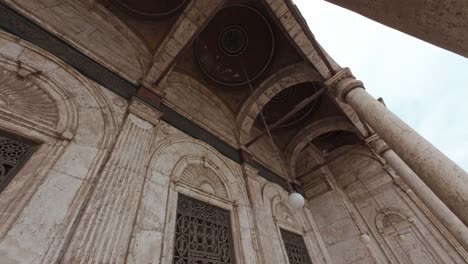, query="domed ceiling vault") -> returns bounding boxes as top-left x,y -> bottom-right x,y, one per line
173,0 -> 306,112
102,0 -> 227,87
106,1 -> 366,186
167,1 -> 363,180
